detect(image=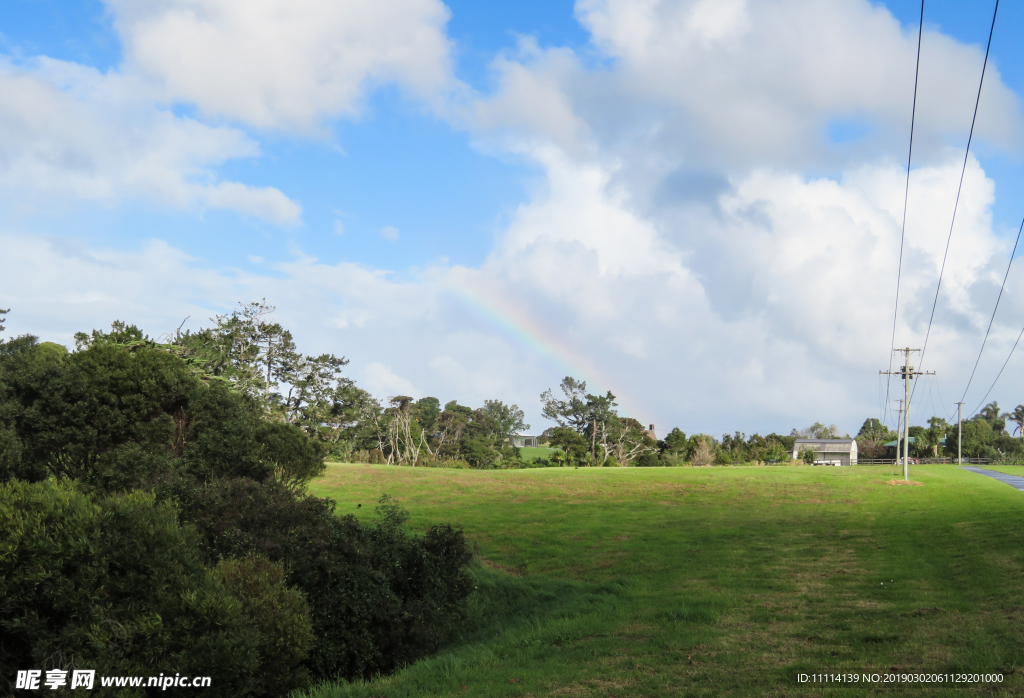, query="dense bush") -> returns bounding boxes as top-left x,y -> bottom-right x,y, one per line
160,478 -> 473,681
0,480 -> 312,697
213,556 -> 313,696
1,331 -> 472,691
0,338 -> 323,491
